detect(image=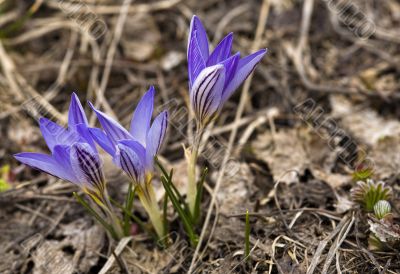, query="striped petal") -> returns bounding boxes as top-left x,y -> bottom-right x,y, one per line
89,102 -> 132,146
190,64 -> 225,126
130,86 -> 155,146
145,111 -> 168,169
207,33 -> 233,66
188,31 -> 207,88
70,142 -> 105,192
68,92 -> 88,129
115,142 -> 145,183
222,49 -> 267,103
118,140 -> 146,162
